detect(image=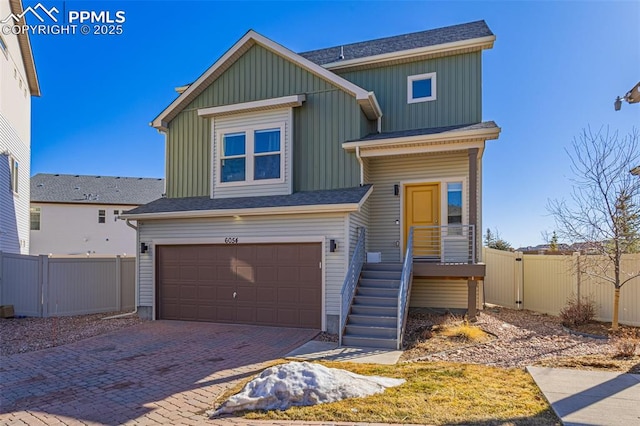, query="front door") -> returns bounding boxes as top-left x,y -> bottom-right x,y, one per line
404,183 -> 440,259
